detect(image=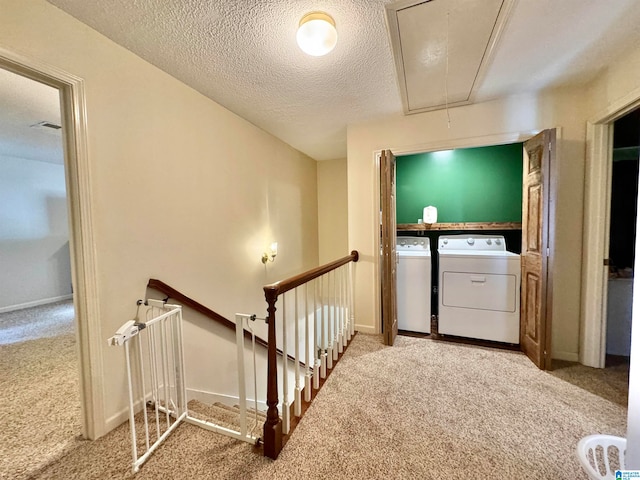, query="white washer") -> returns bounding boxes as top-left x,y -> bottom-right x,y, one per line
397,236 -> 431,334
438,235 -> 520,343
